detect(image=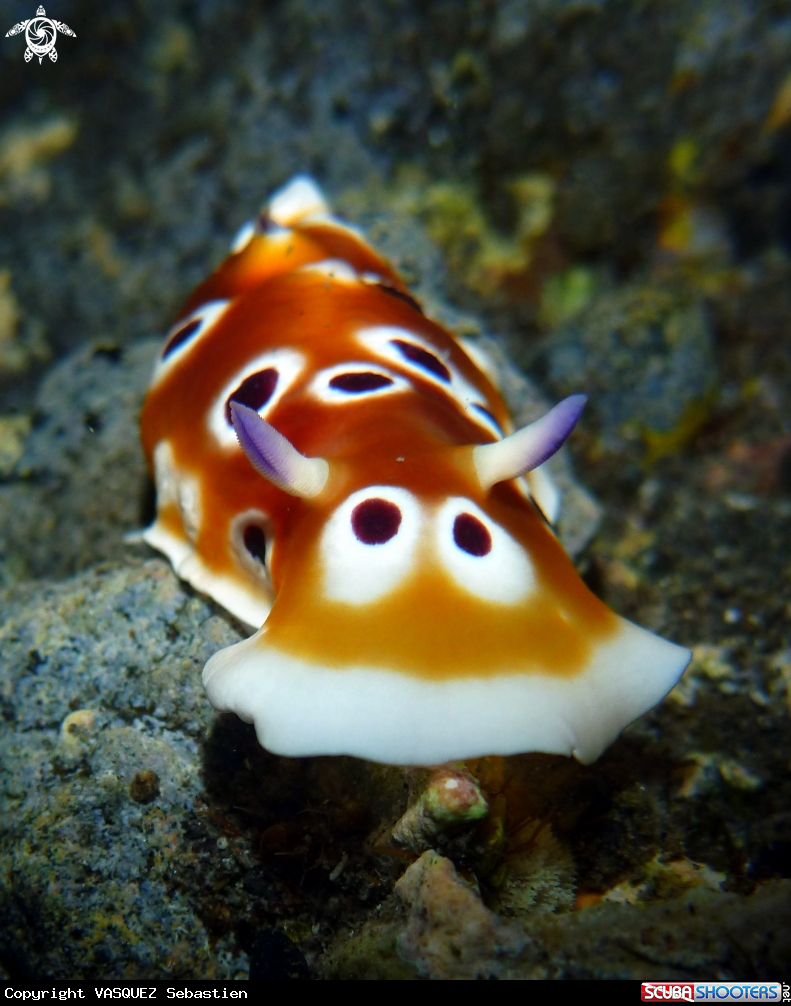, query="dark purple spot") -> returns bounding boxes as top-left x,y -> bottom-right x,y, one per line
243,525 -> 267,564
162,318 -> 201,359
390,340 -> 451,382
376,283 -> 424,314
351,498 -> 402,545
453,513 -> 492,557
226,368 -> 279,424
473,404 -> 502,433
330,372 -> 394,393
